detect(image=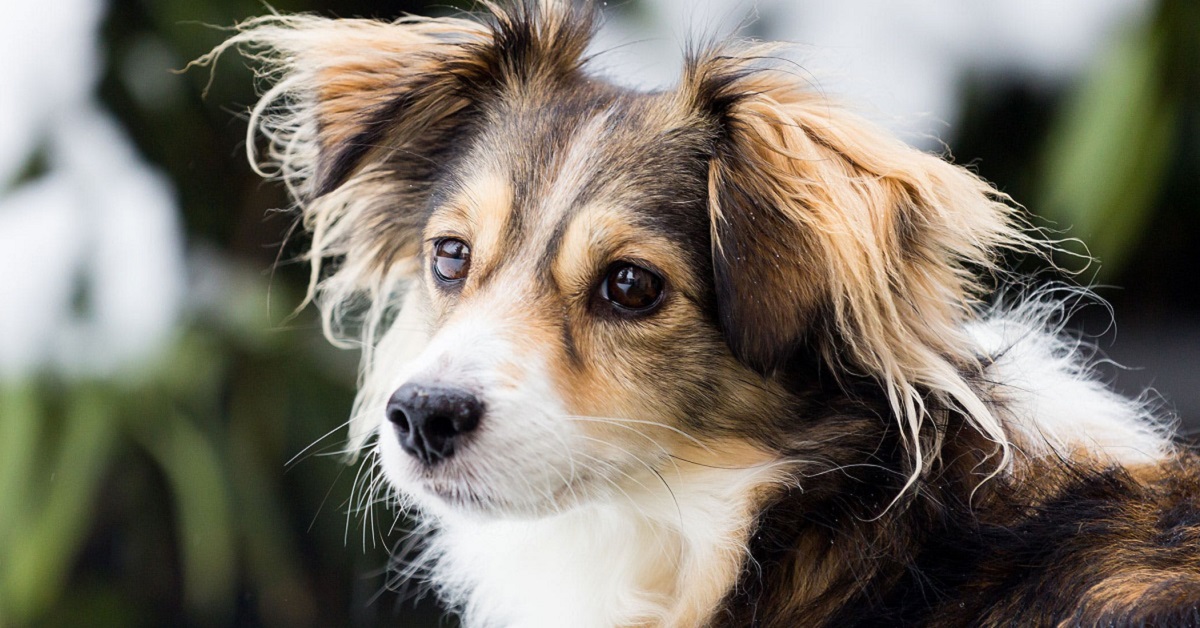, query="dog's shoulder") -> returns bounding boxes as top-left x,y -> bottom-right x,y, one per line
884,453 -> 1200,627
719,450 -> 1200,627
